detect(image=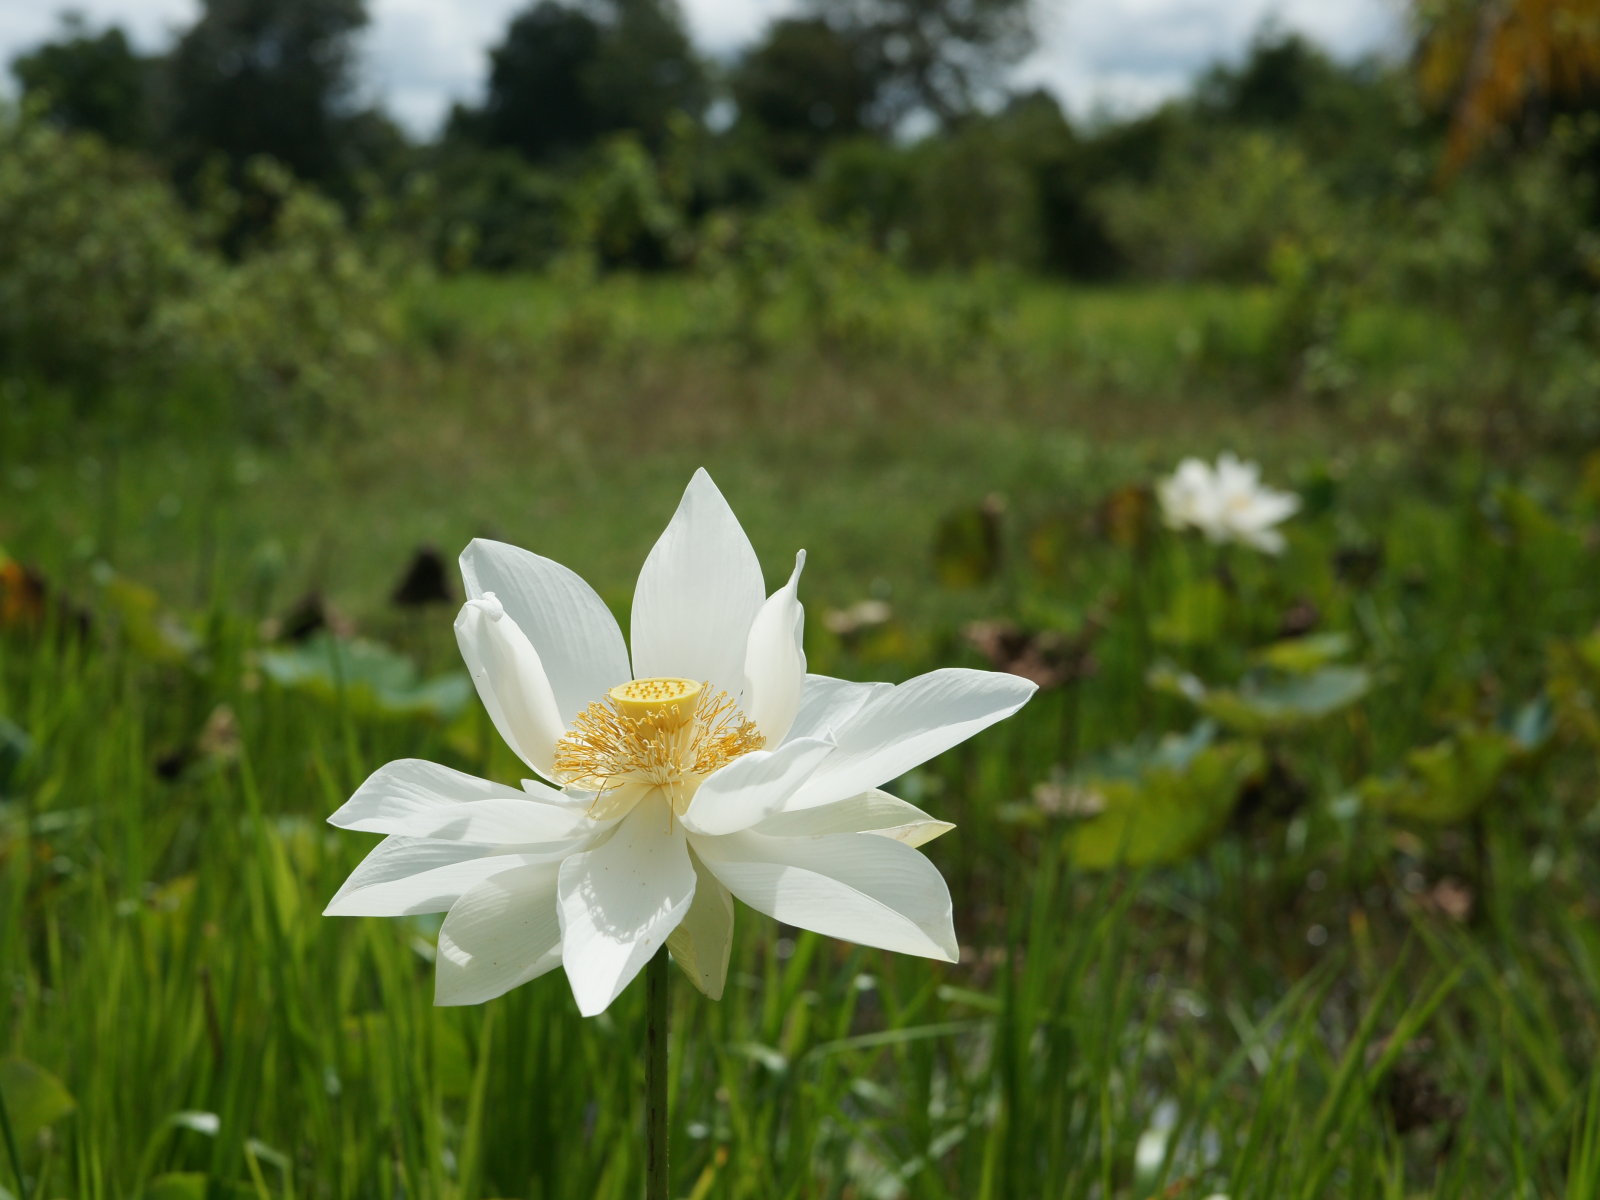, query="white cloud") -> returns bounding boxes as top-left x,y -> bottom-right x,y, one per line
680,0 -> 792,54
1019,0 -> 1405,122
1,0 -> 1406,137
